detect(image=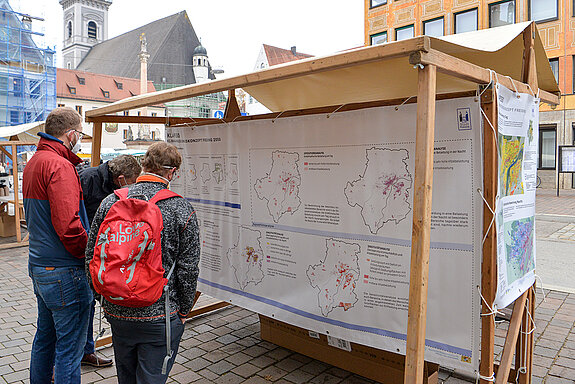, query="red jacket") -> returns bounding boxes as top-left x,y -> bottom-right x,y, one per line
23,133 -> 90,267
